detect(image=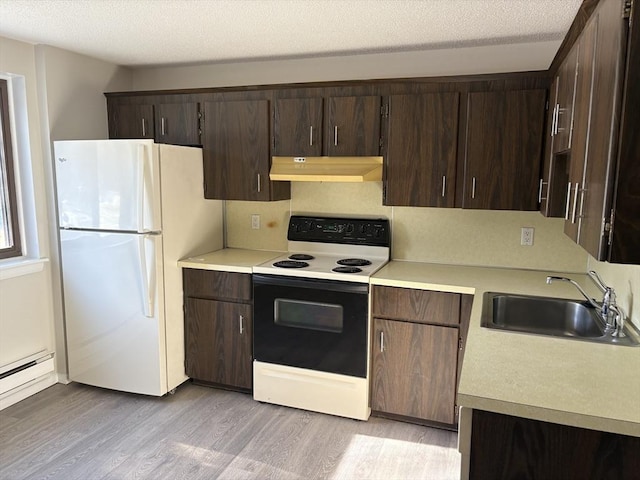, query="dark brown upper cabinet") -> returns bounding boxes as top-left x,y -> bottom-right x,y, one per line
578,0 -> 634,262
384,93 -> 459,207
108,103 -> 155,140
462,89 -> 546,210
325,96 -> 382,156
202,99 -> 290,201
551,45 -> 579,154
273,95 -> 382,157
155,102 -> 201,146
564,18 -> 598,243
539,78 -> 566,218
547,0 -> 639,264
273,97 -> 323,156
